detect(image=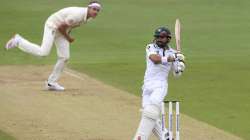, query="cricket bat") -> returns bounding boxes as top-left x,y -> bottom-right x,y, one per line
175,19 -> 181,53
